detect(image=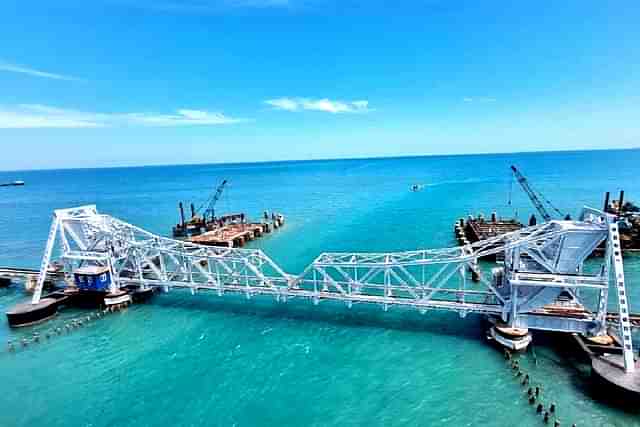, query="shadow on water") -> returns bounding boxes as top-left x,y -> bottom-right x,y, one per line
149,289 -> 488,343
